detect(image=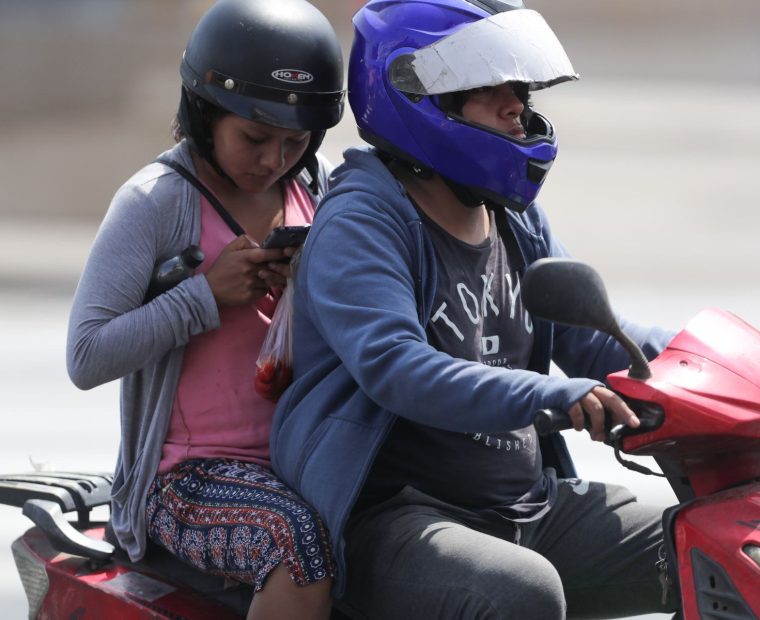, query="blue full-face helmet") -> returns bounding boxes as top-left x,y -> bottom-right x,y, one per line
349,0 -> 578,211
